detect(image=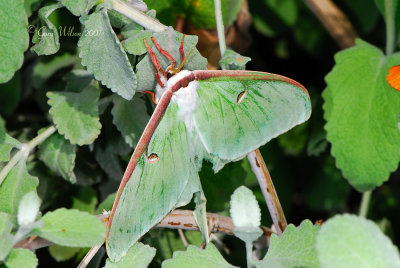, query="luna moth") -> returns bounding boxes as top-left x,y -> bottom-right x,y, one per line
105,33 -> 312,262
